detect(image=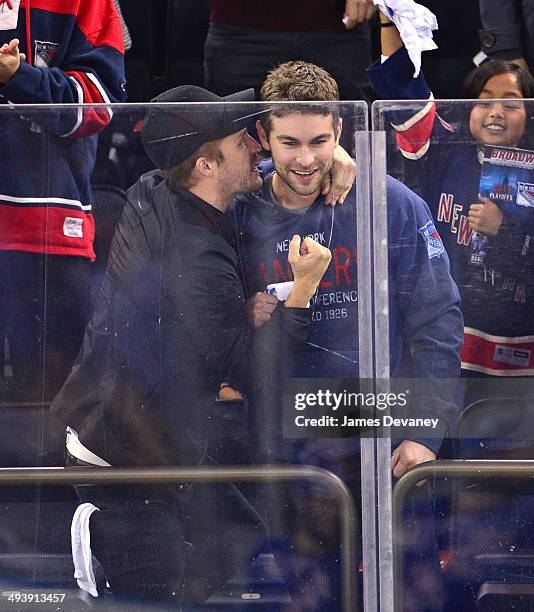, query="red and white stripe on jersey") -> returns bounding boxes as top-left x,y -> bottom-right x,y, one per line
392,96 -> 436,160
23,0 -> 124,52
63,70 -> 113,138
461,326 -> 534,376
0,194 -> 95,260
